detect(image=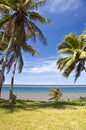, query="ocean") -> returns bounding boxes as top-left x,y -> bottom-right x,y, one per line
1,84 -> 86,101
2,84 -> 86,93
